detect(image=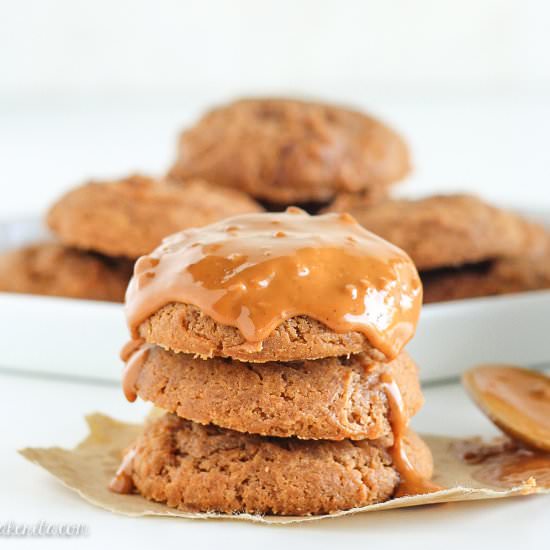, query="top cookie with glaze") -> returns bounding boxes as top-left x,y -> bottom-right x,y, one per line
125,208 -> 422,362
